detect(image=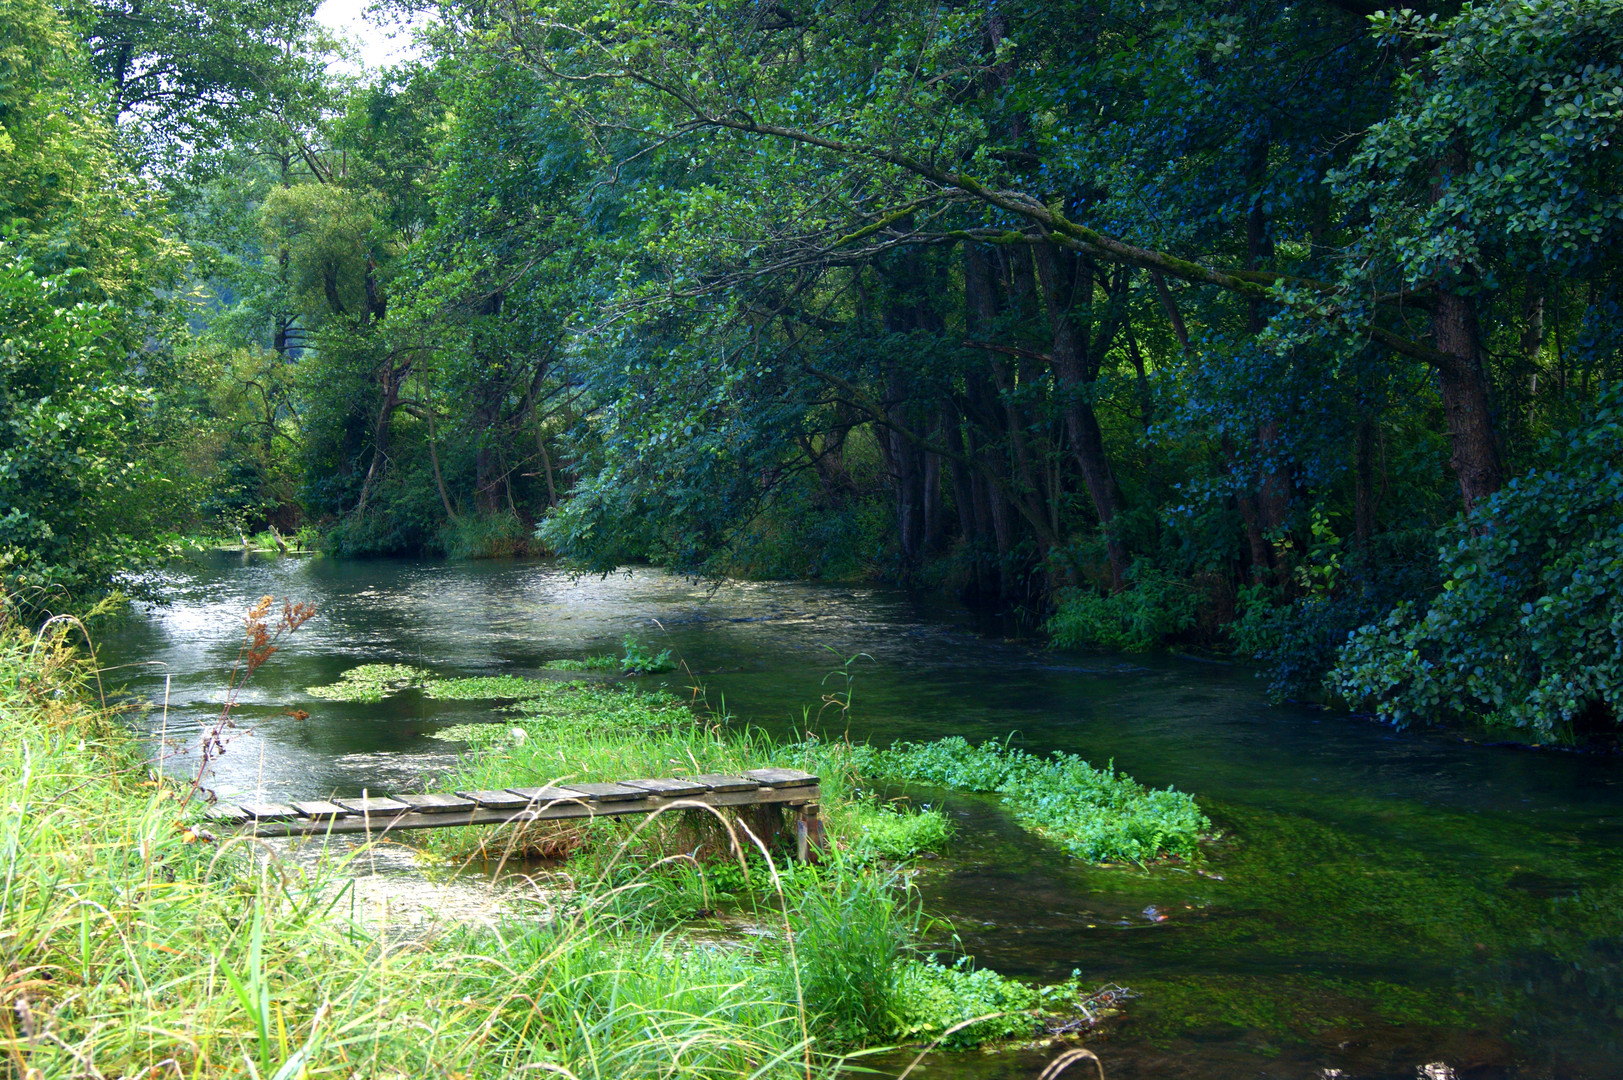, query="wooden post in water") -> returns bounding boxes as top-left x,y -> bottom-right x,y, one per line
796,804 -> 826,863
